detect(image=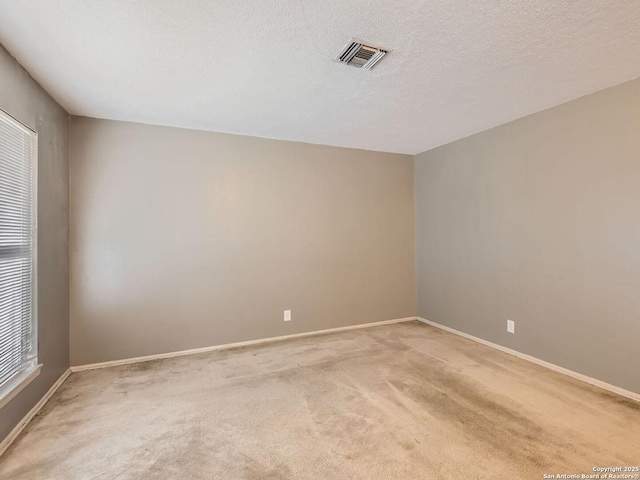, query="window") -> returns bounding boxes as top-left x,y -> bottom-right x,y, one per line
0,109 -> 38,399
